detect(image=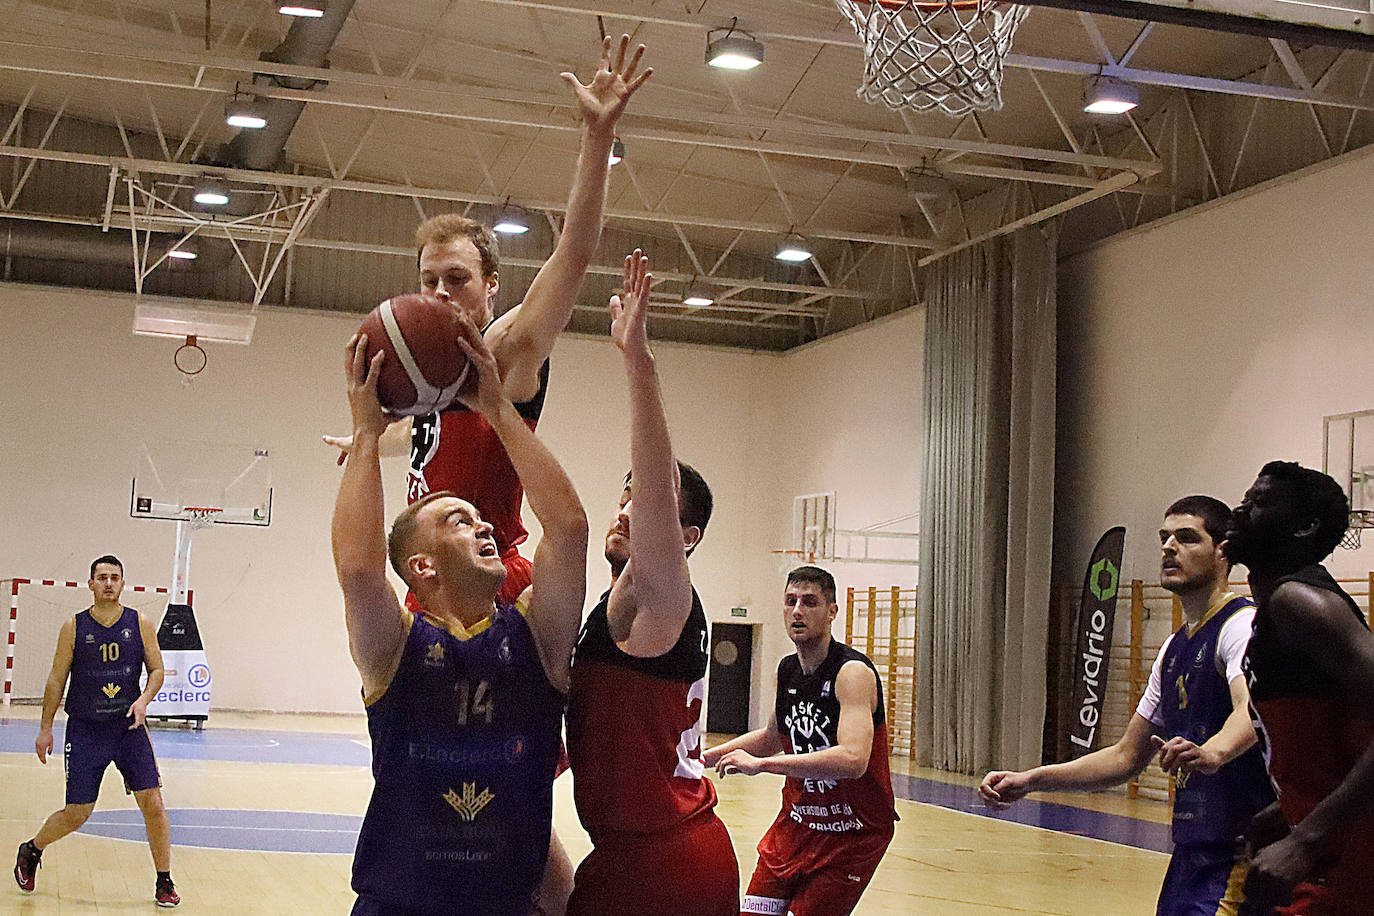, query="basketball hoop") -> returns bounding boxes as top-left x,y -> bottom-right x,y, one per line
174,334 -> 208,377
1340,509 -> 1374,550
831,0 -> 1030,116
183,507 -> 223,531
772,548 -> 817,576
